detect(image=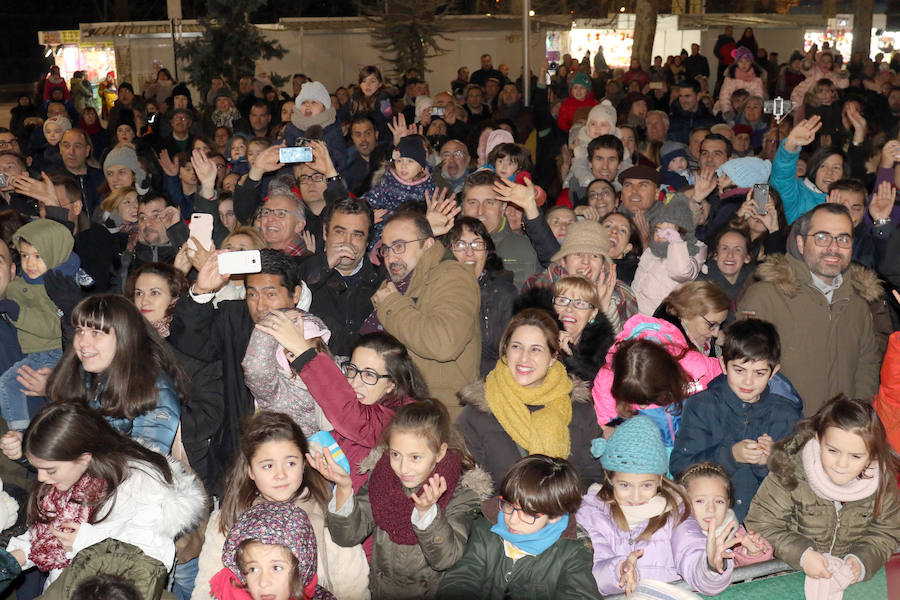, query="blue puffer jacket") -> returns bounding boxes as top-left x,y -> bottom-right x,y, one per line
670,373 -> 803,522
89,373 -> 181,454
770,140 -> 826,224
